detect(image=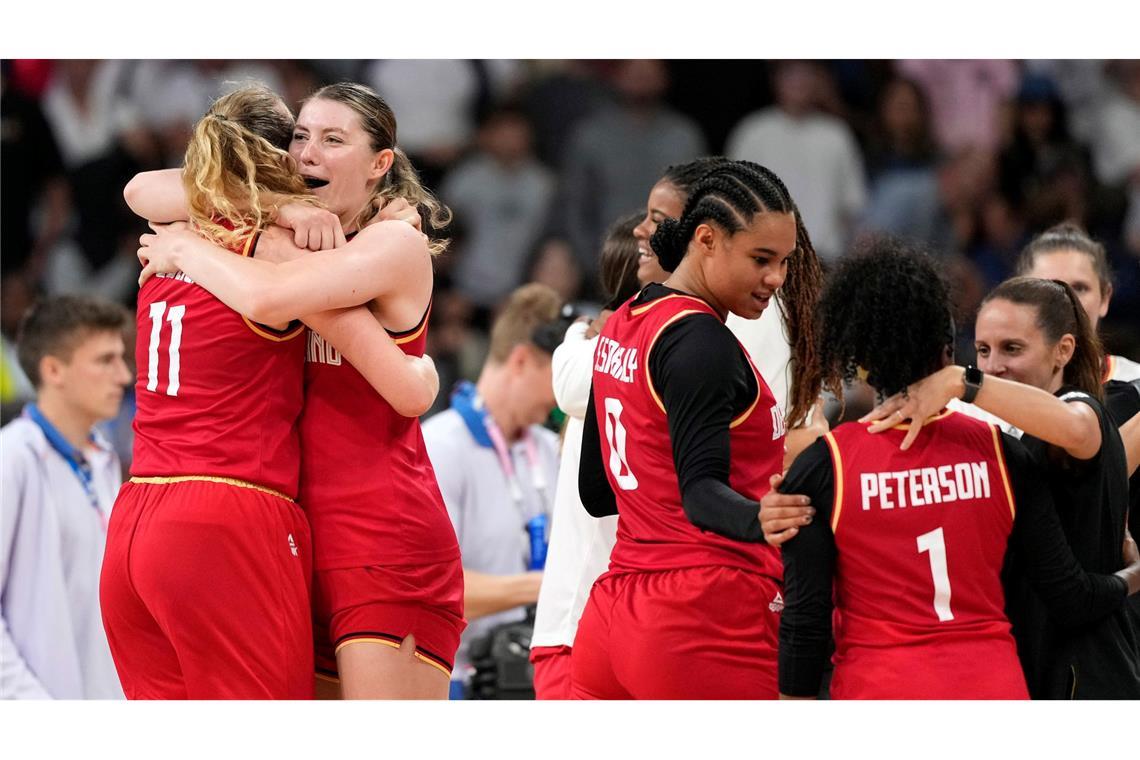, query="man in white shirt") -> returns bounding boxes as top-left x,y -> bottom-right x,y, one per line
1,295 -> 132,698
422,284 -> 564,697
726,61 -> 866,263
